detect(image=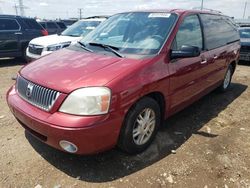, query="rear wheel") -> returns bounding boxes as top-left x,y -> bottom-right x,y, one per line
218,64 -> 233,92
118,97 -> 161,154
